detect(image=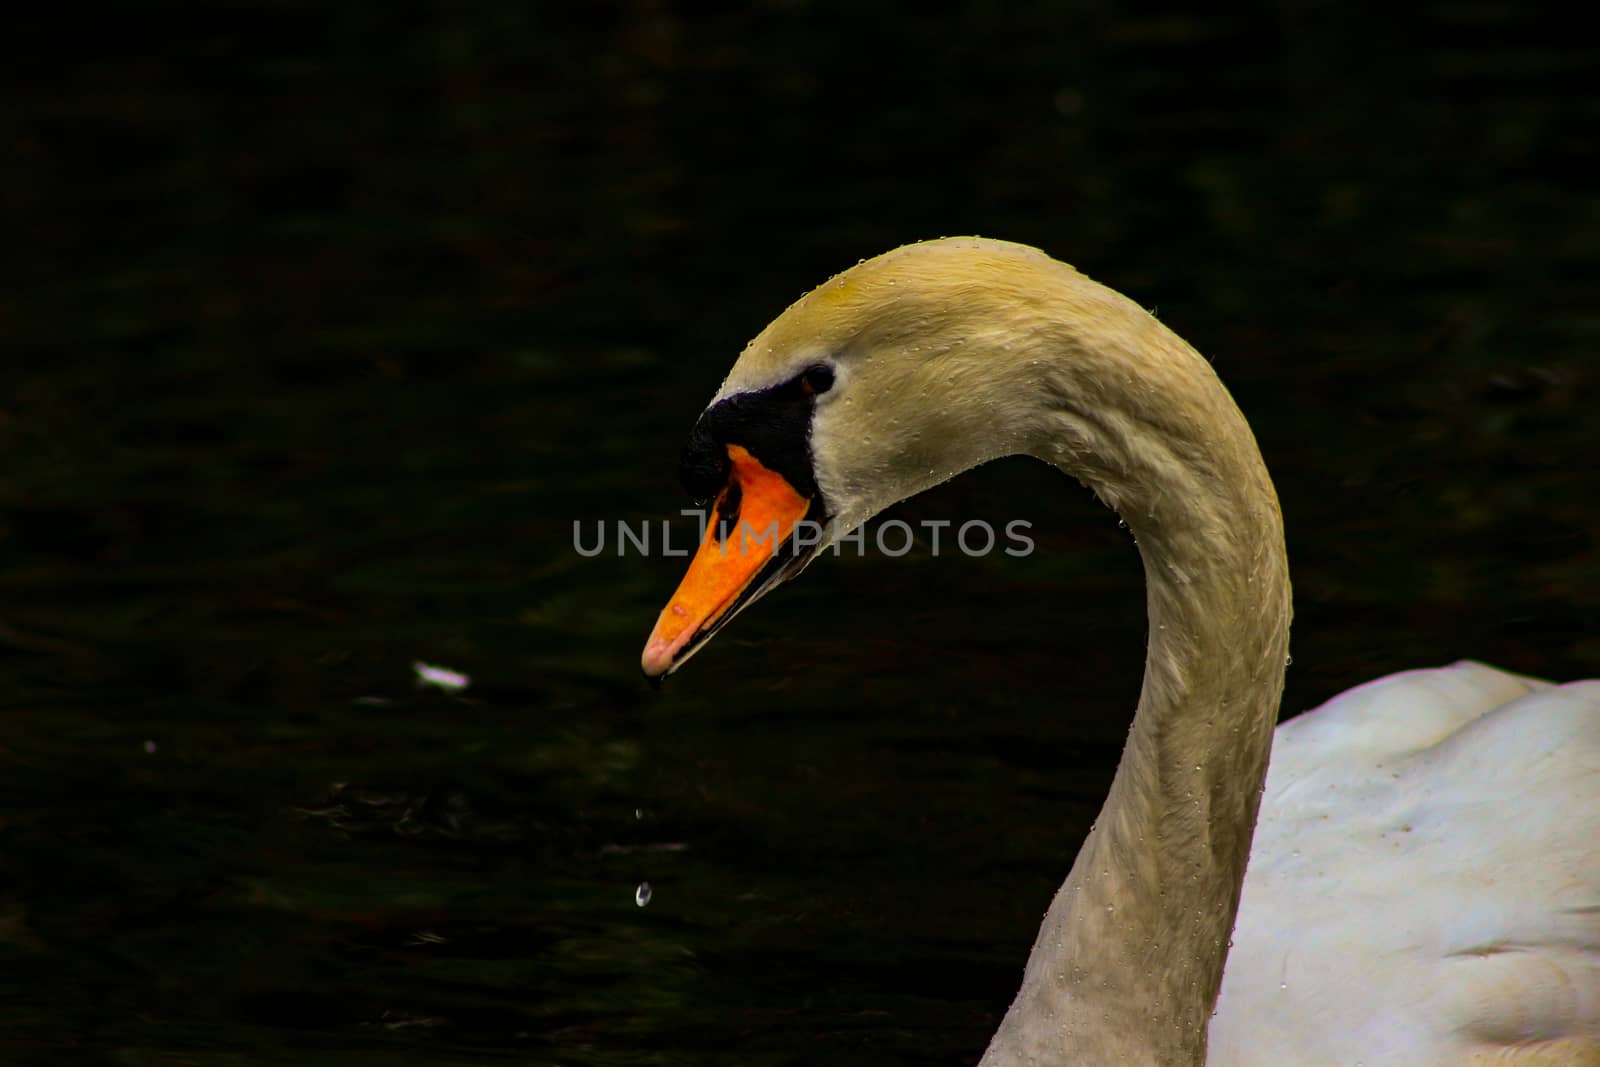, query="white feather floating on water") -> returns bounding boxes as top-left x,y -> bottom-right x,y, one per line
412,661 -> 470,692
